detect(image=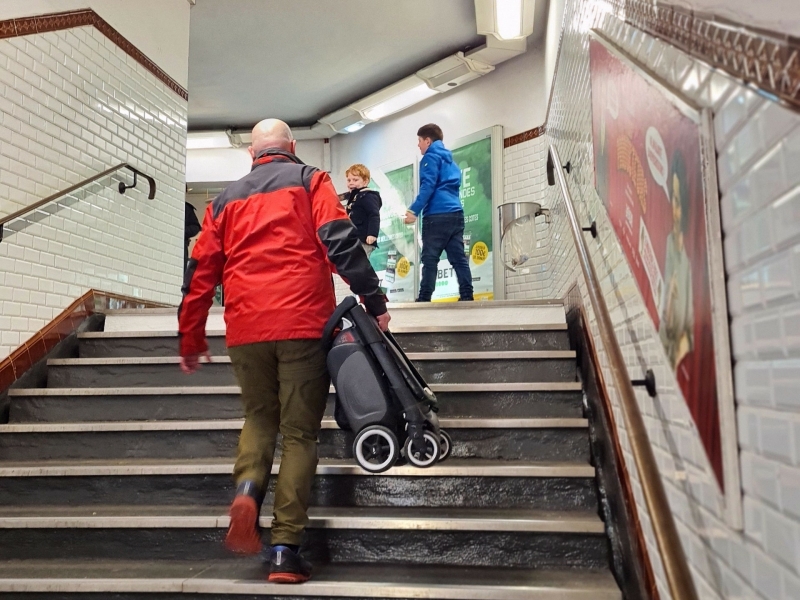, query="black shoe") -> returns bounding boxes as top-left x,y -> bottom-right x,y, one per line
458,297 -> 474,301
268,545 -> 312,583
